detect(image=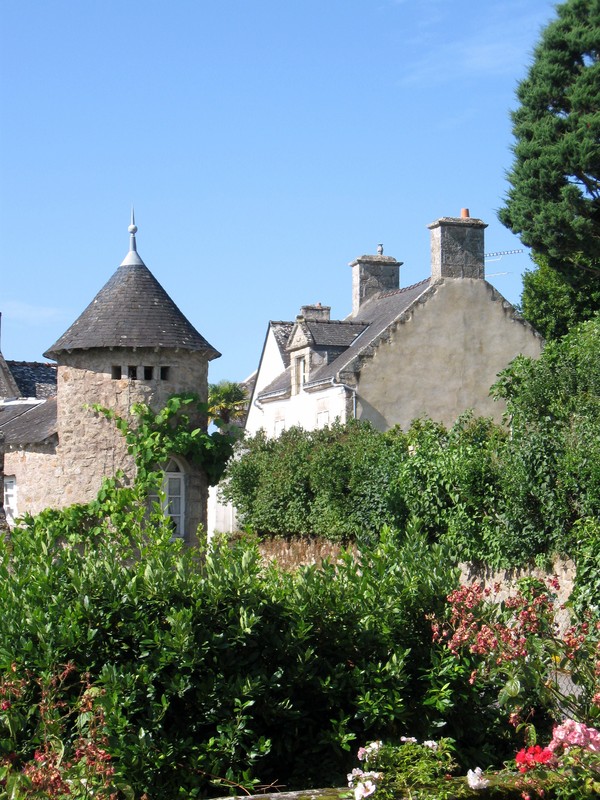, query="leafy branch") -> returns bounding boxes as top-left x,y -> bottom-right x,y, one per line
91,392 -> 237,486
